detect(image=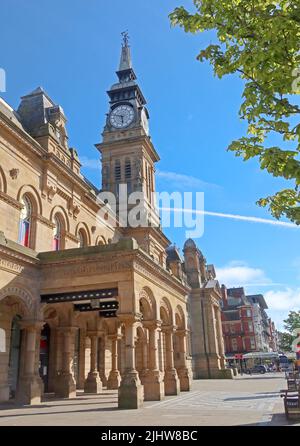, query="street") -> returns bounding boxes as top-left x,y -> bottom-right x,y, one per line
0,373 -> 295,426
